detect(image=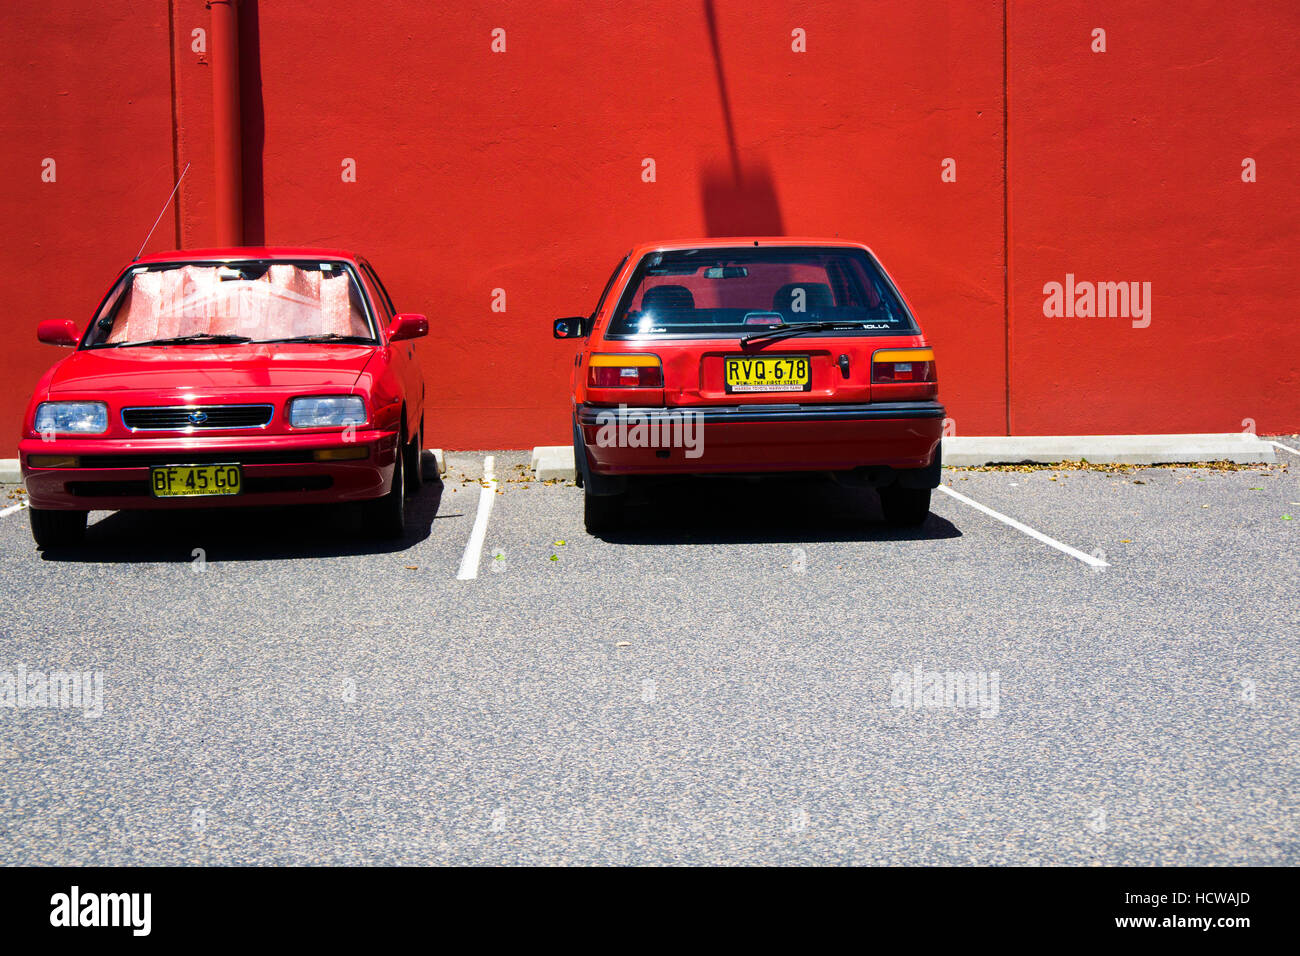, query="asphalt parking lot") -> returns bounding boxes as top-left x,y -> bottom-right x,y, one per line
0,442 -> 1296,865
